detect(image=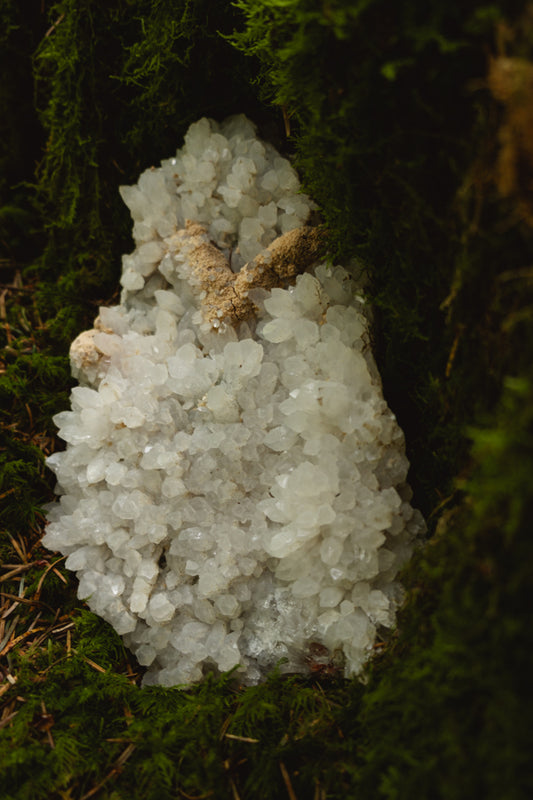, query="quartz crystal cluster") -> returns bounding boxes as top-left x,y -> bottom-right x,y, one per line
44,115 -> 424,685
